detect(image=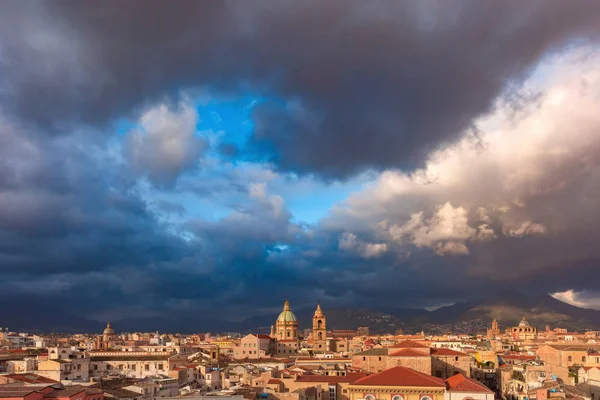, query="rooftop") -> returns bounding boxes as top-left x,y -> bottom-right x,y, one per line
388,349 -> 430,357
351,366 -> 446,387
431,348 -> 468,357
354,348 -> 389,356
445,374 -> 494,393
390,340 -> 430,349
